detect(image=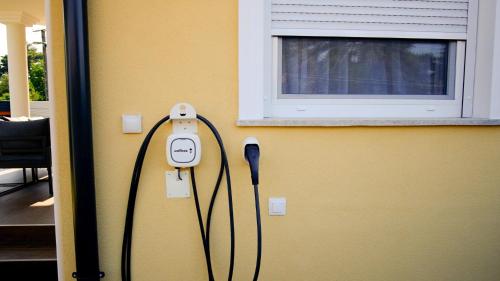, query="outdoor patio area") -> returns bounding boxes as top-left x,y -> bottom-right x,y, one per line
0,168 -> 53,225
0,168 -> 57,279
